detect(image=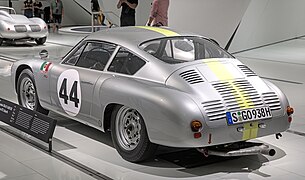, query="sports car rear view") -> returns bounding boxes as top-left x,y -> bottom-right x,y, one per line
11,26 -> 293,162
